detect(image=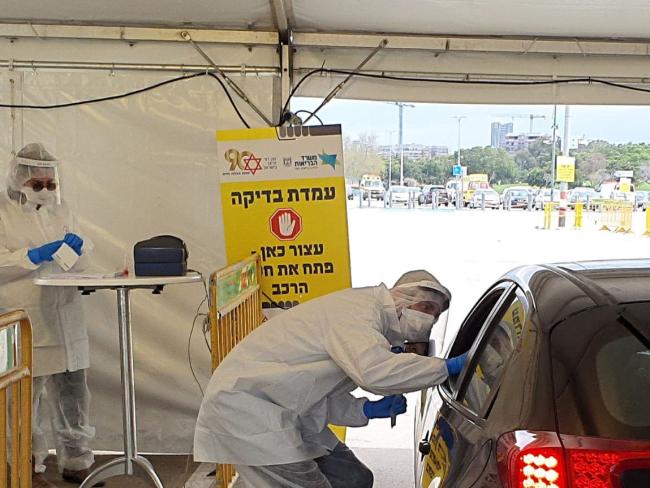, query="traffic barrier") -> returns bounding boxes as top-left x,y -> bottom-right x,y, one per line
645,208 -> 650,237
543,203 -> 553,230
209,256 -> 264,487
616,203 -> 633,233
598,200 -> 633,233
598,200 -> 617,231
574,203 -> 584,229
1,310 -> 33,488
